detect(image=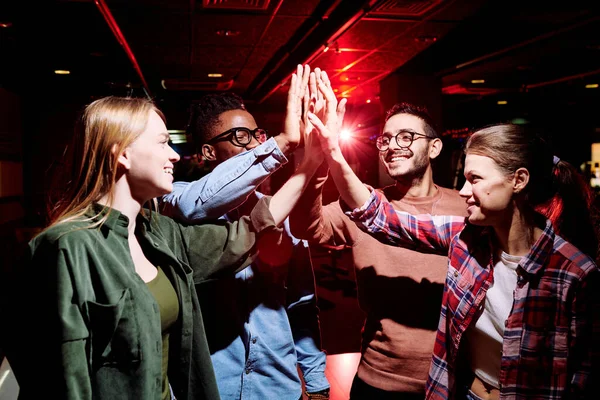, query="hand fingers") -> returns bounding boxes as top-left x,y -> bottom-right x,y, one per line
337,98 -> 347,128
287,73 -> 298,110
299,65 -> 310,99
313,68 -> 324,102
307,112 -> 327,133
316,74 -> 337,116
309,72 -> 317,102
294,64 -> 303,96
302,90 -> 310,119
321,70 -> 331,89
